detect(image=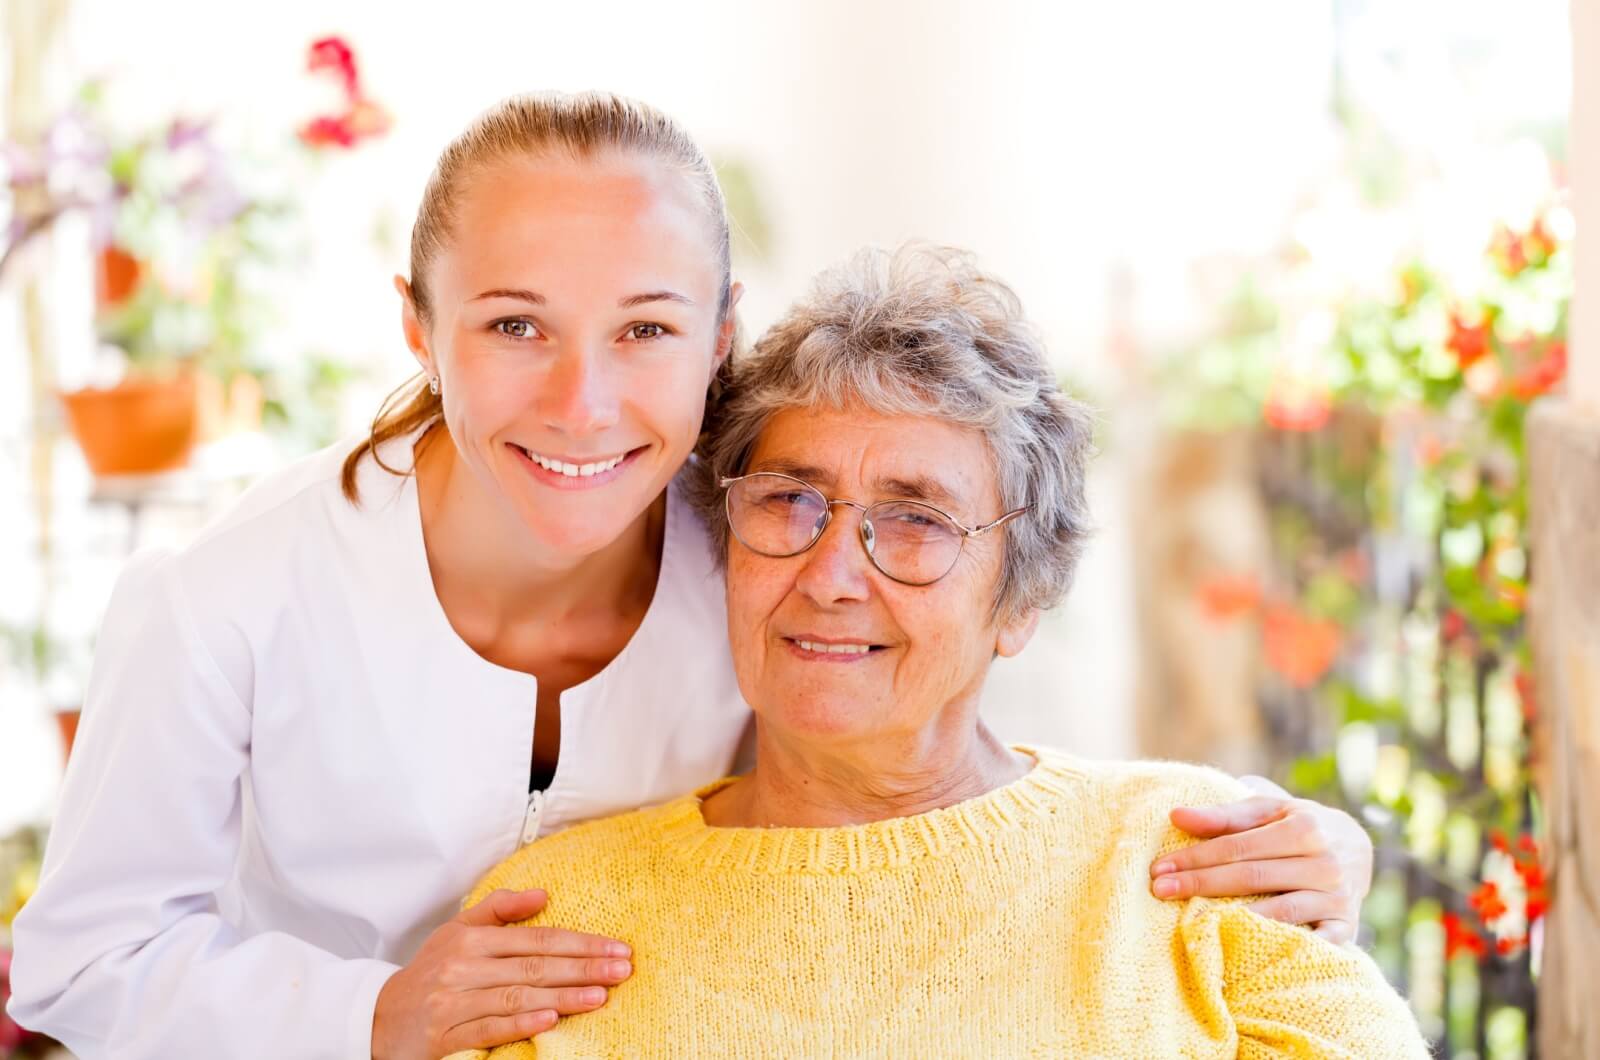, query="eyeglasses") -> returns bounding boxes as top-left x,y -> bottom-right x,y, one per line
720,471 -> 1030,586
